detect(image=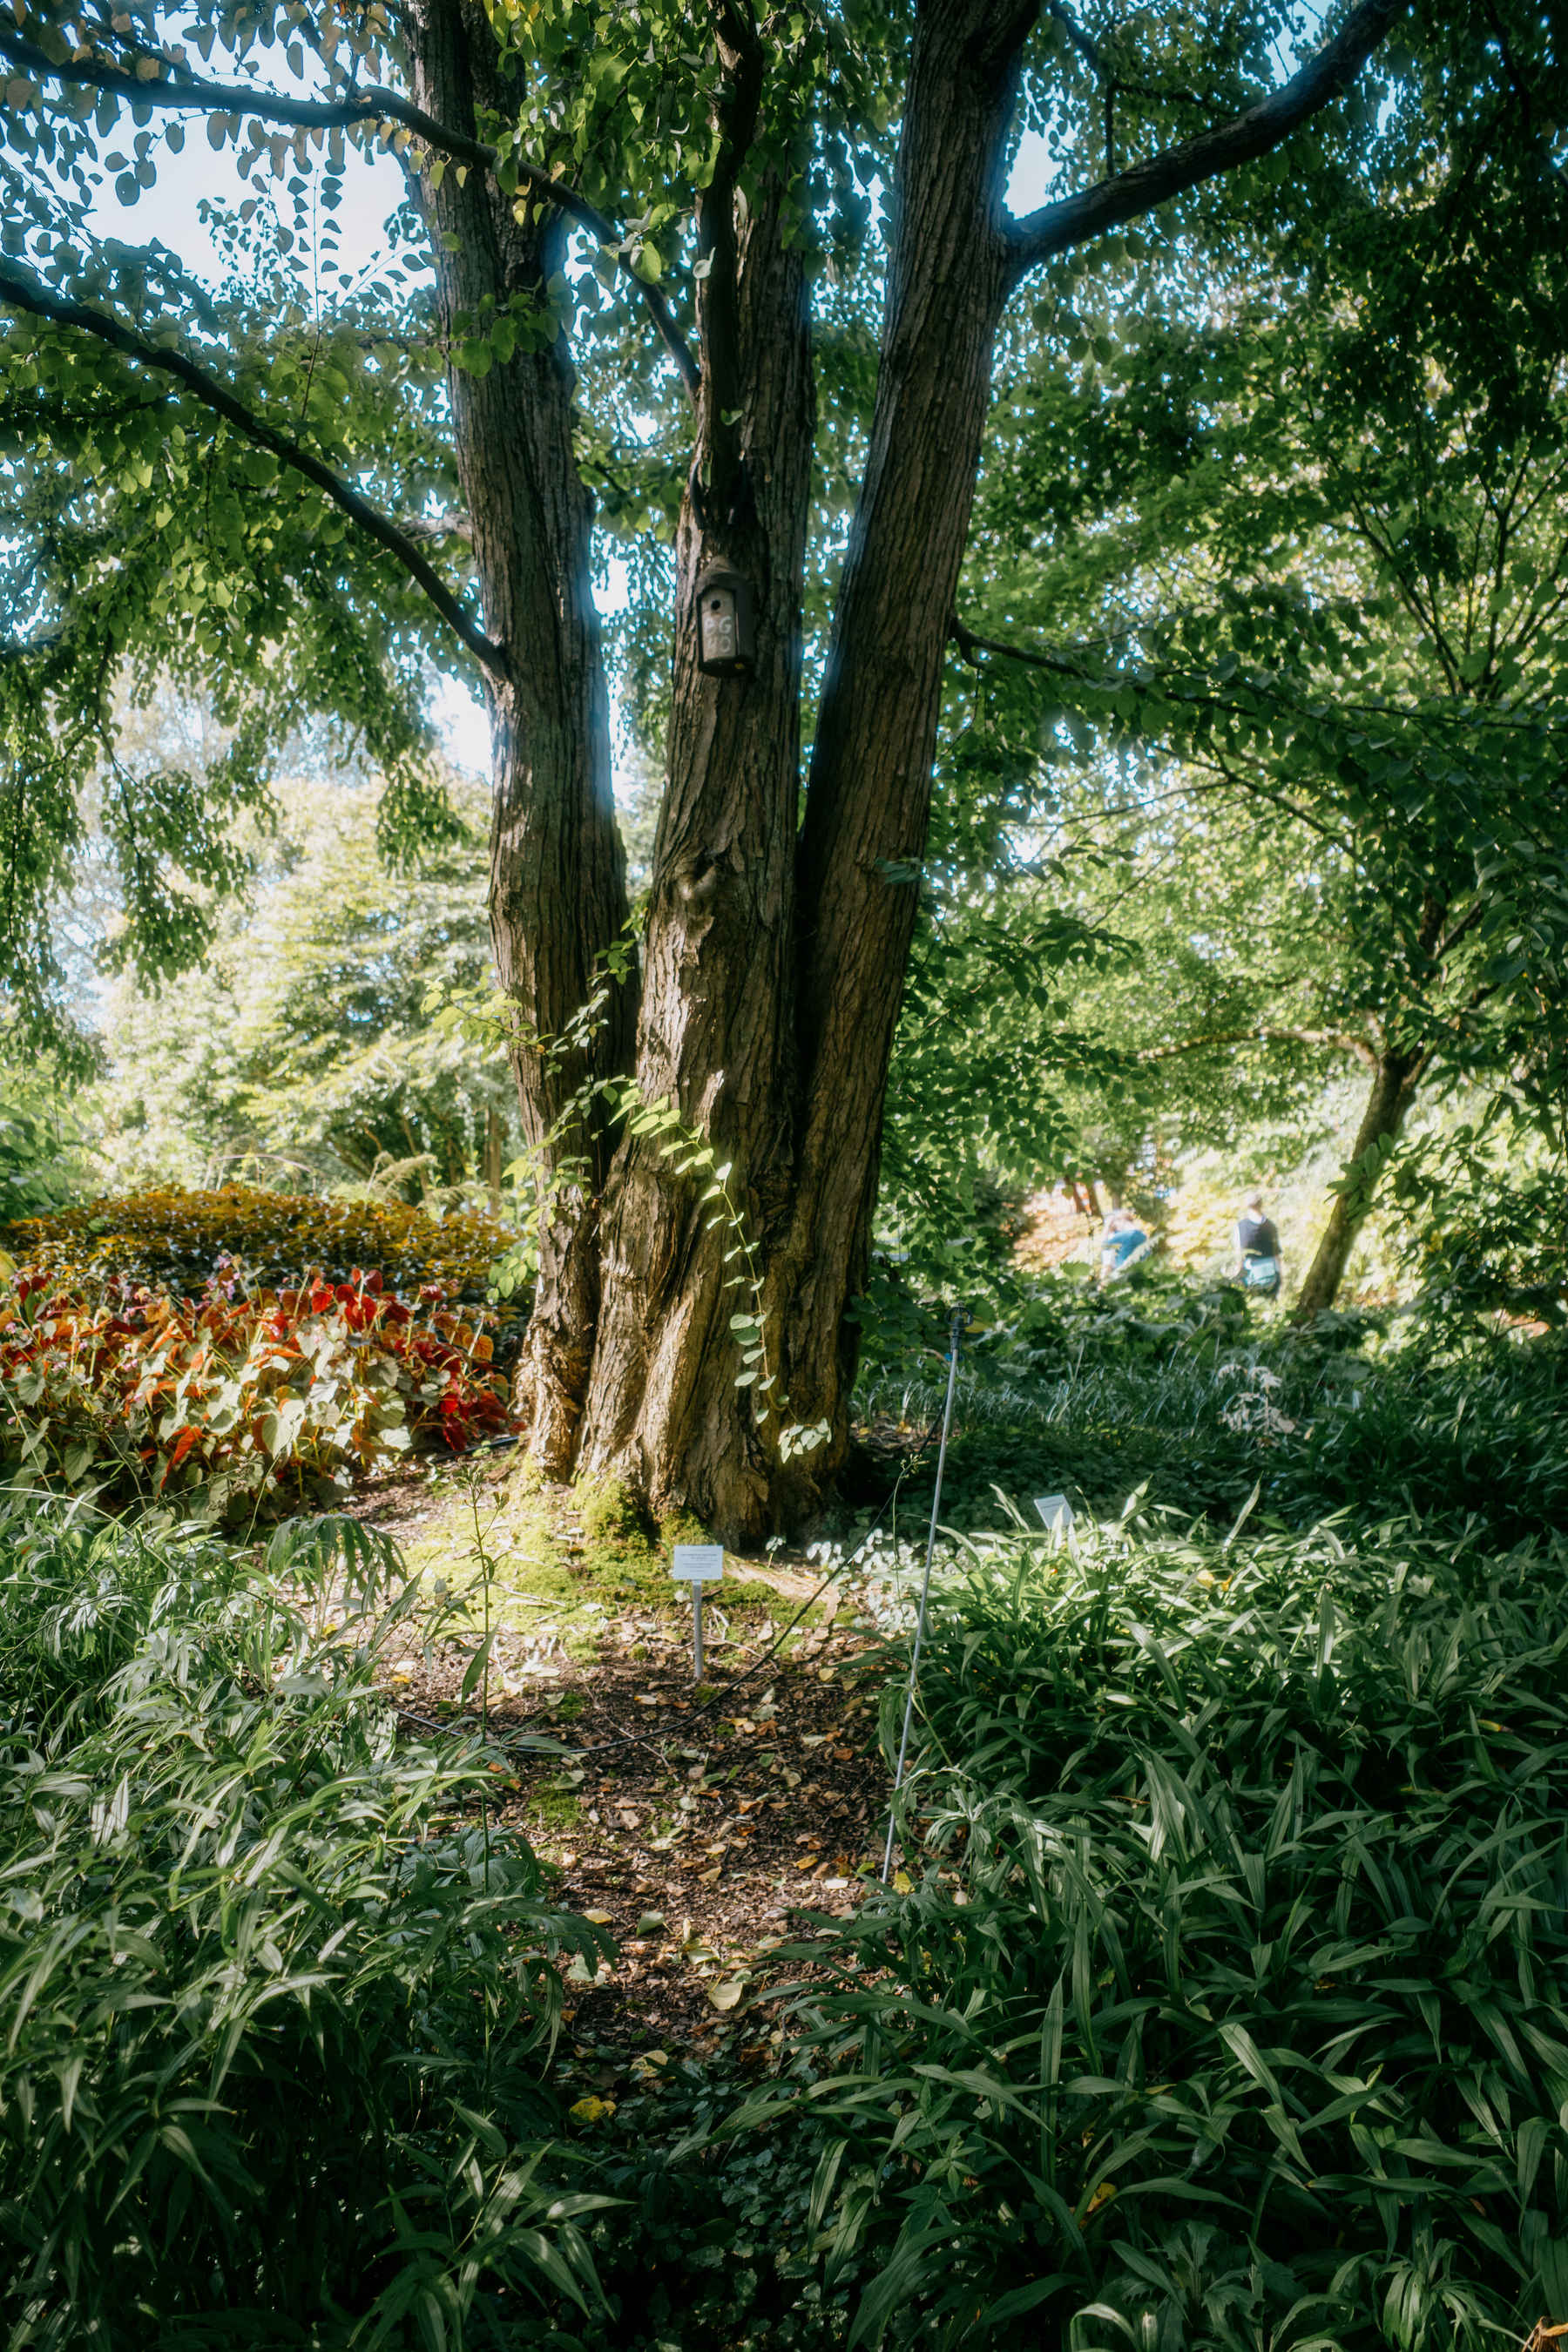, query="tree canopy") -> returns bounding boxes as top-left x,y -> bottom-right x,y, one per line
5,0 -> 1561,1527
